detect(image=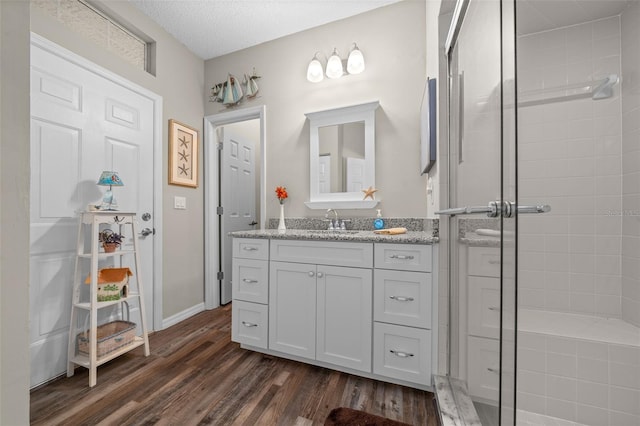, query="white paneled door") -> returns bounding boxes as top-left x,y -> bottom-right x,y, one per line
220,128 -> 256,304
29,38 -> 157,387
